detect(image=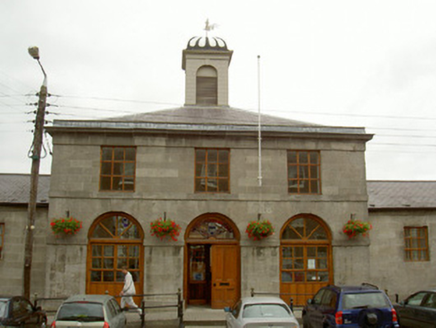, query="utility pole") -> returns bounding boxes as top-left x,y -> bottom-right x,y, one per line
23,46 -> 47,298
